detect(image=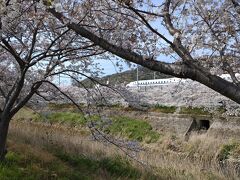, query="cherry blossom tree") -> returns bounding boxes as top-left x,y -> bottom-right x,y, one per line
1,0 -> 240,160
0,0 -> 104,160
45,0 -> 240,105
